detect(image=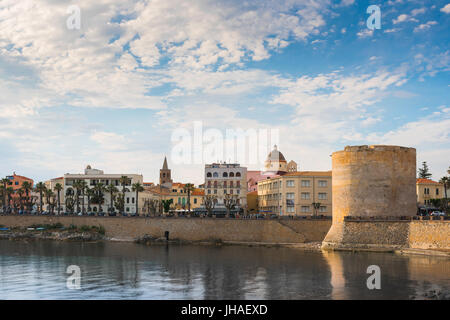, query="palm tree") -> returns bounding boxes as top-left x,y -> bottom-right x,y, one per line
106,184 -> 118,214
1,178 -> 11,212
93,183 -> 105,214
35,182 -> 47,214
54,183 -> 63,215
45,188 -> 55,214
17,188 -> 24,213
79,180 -> 87,214
132,182 -> 144,216
6,187 -> 15,213
119,176 -> 130,214
21,181 -> 33,213
86,188 -> 94,212
183,183 -> 195,213
73,180 -> 83,213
